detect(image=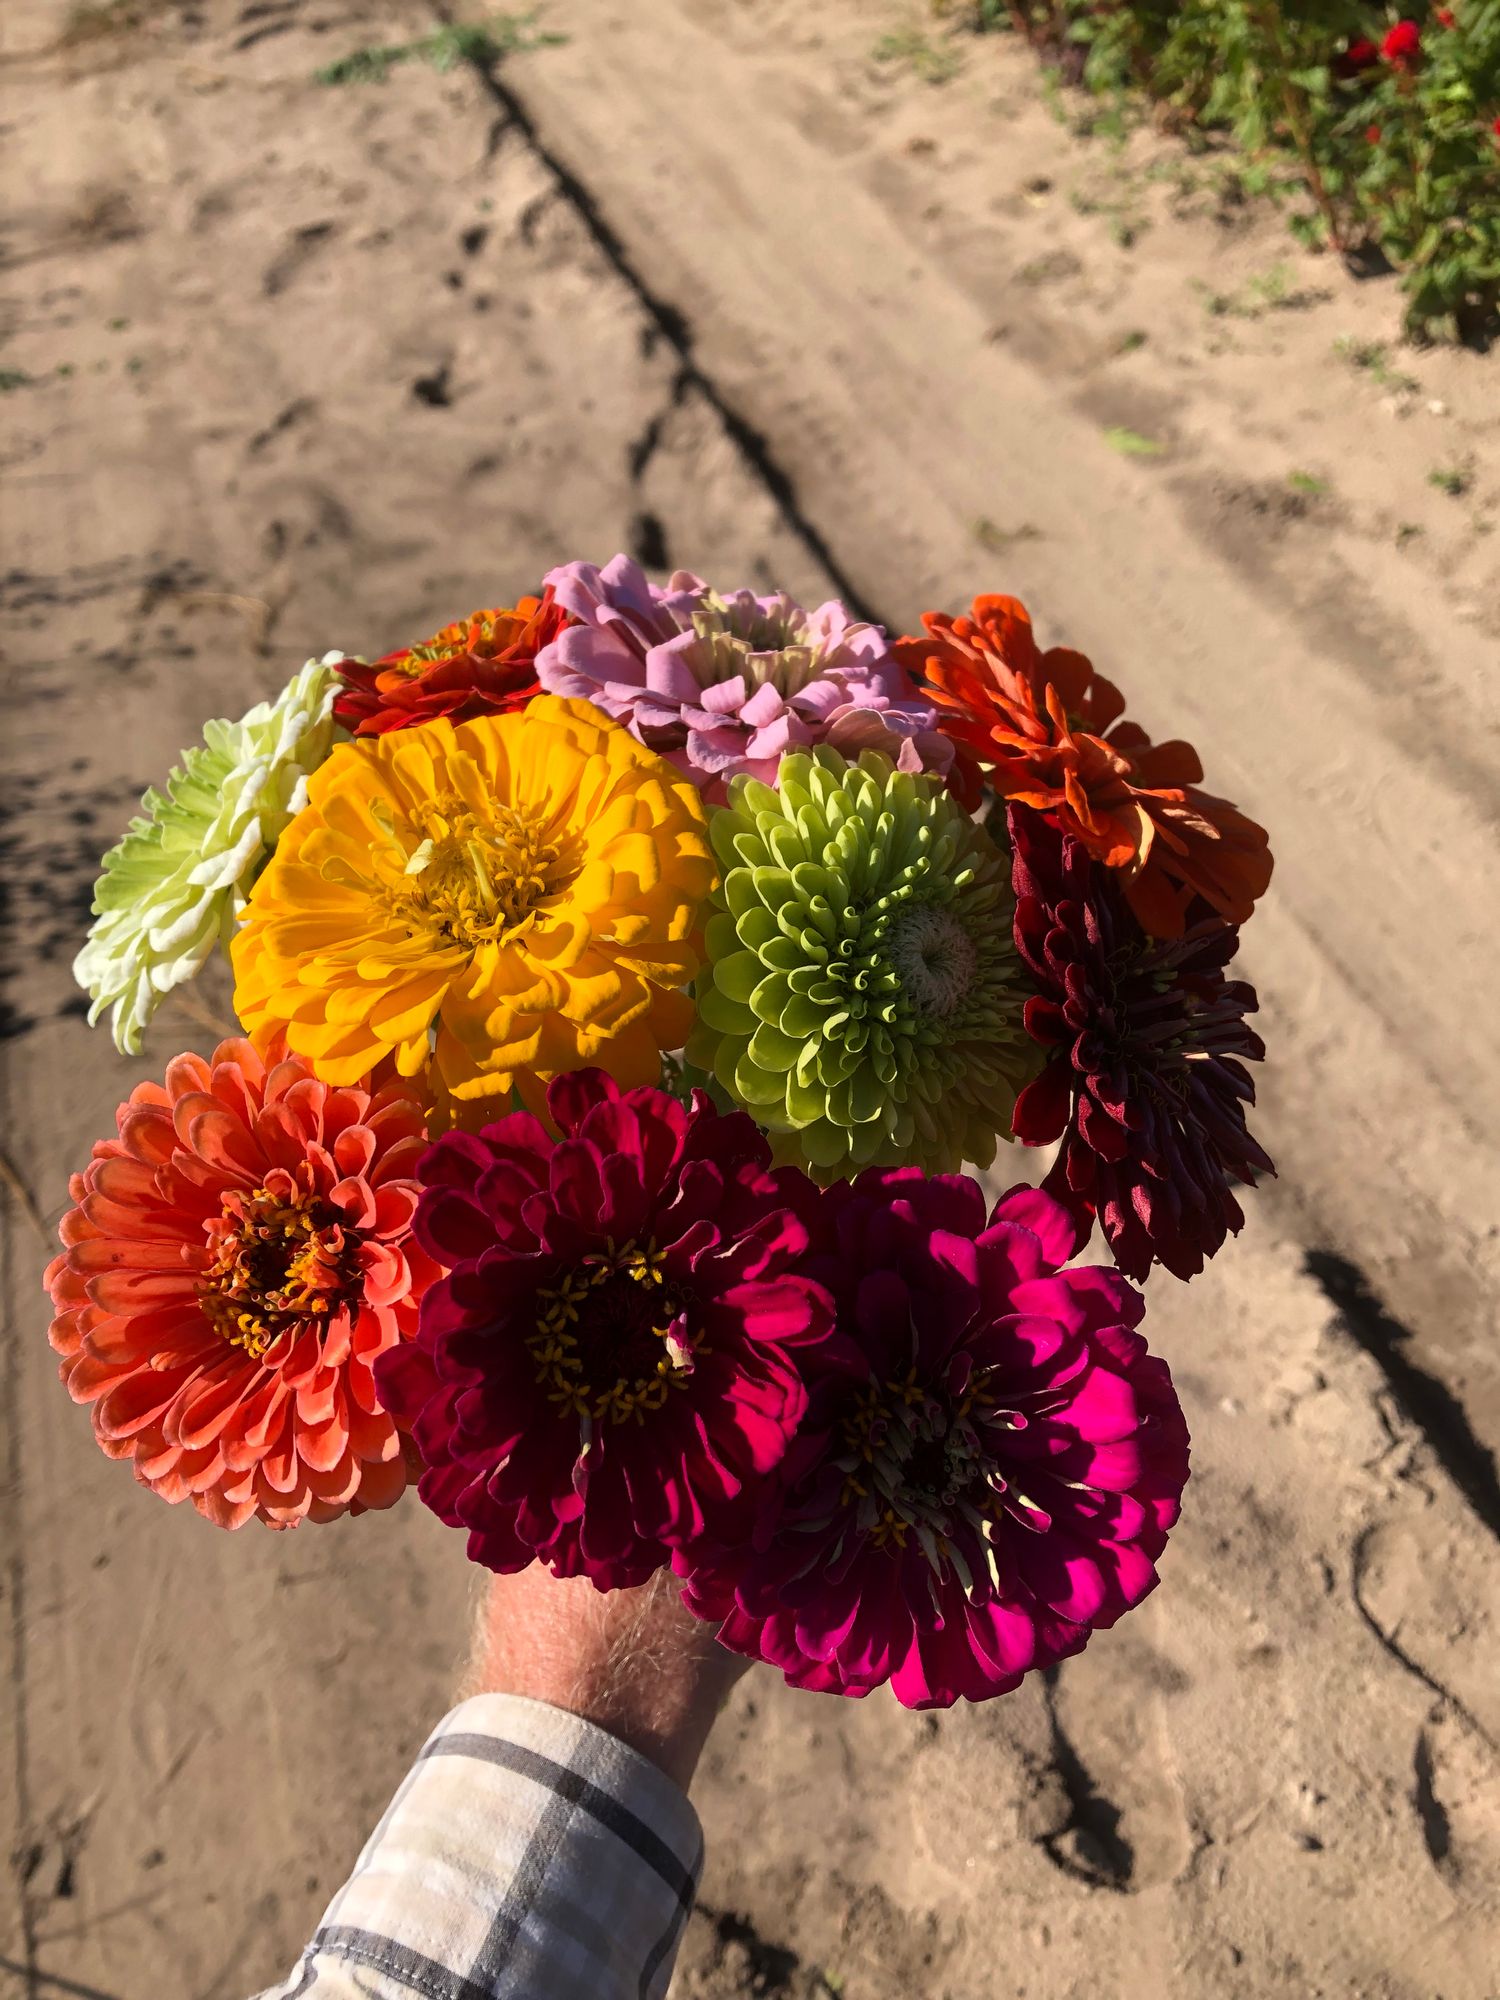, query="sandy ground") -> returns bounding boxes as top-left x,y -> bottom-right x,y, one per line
2,3 -> 1499,1996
